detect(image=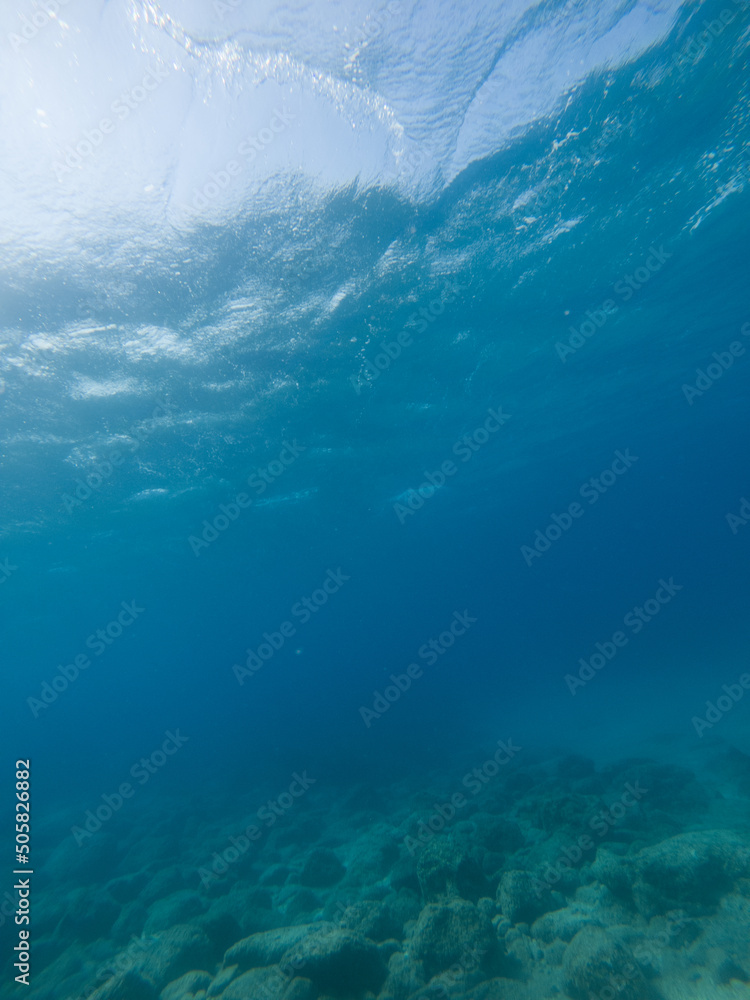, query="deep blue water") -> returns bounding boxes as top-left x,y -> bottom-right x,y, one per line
1,1 -> 750,998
